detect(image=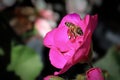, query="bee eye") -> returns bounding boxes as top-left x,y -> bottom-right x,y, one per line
65,22 -> 69,26
76,28 -> 83,35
